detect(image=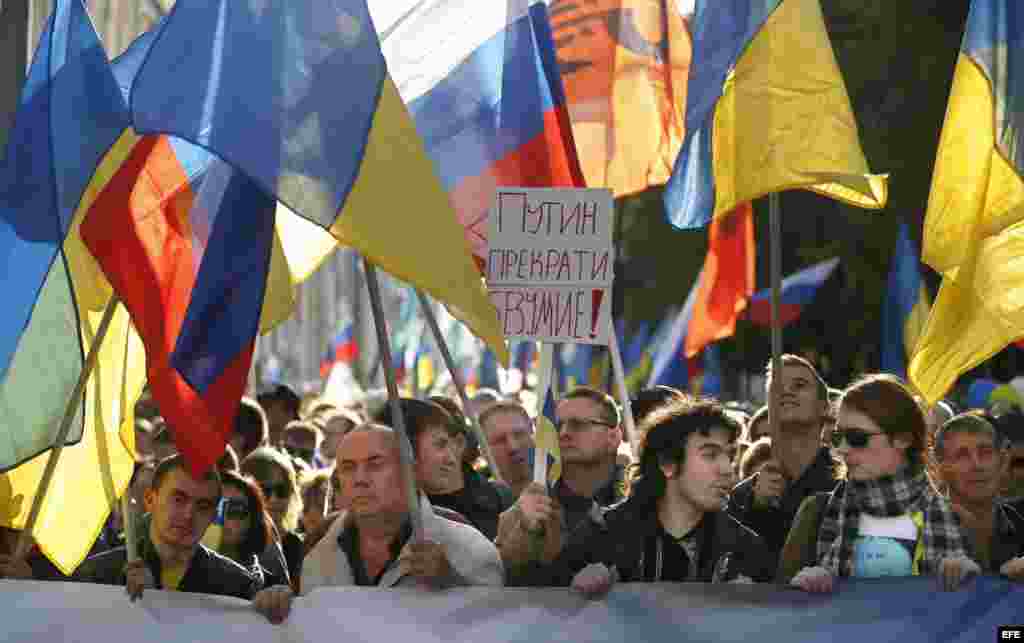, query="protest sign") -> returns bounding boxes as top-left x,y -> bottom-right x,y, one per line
487,188 -> 614,344
3,577 -> 1022,643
